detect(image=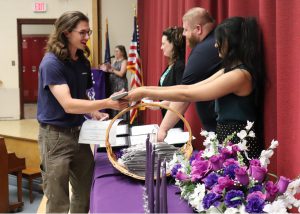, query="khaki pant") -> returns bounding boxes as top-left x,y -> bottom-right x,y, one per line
38,125 -> 94,213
